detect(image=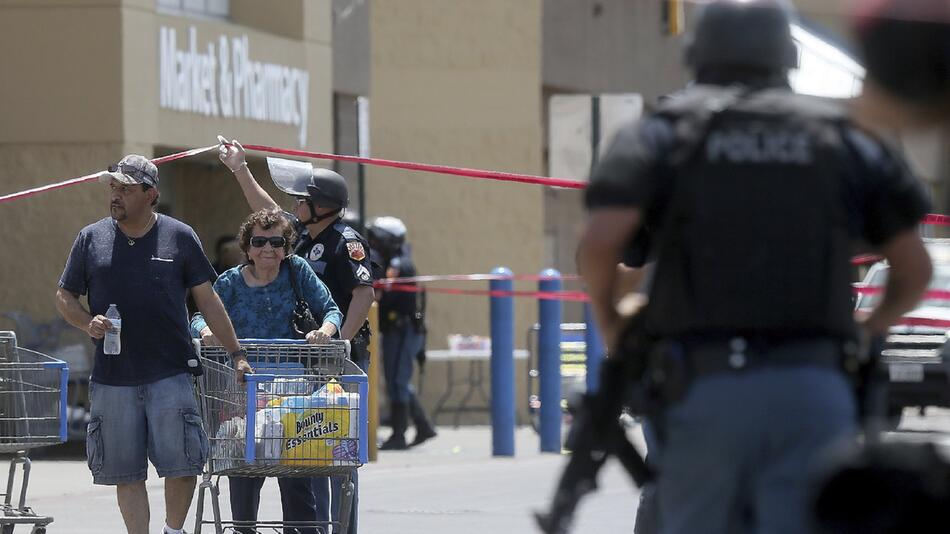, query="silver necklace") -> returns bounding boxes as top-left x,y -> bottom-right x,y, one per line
125,215 -> 156,246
